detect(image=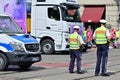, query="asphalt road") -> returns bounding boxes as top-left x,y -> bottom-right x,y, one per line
0,48 -> 120,80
